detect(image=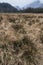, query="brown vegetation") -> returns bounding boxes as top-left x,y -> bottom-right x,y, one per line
0,13 -> 43,65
